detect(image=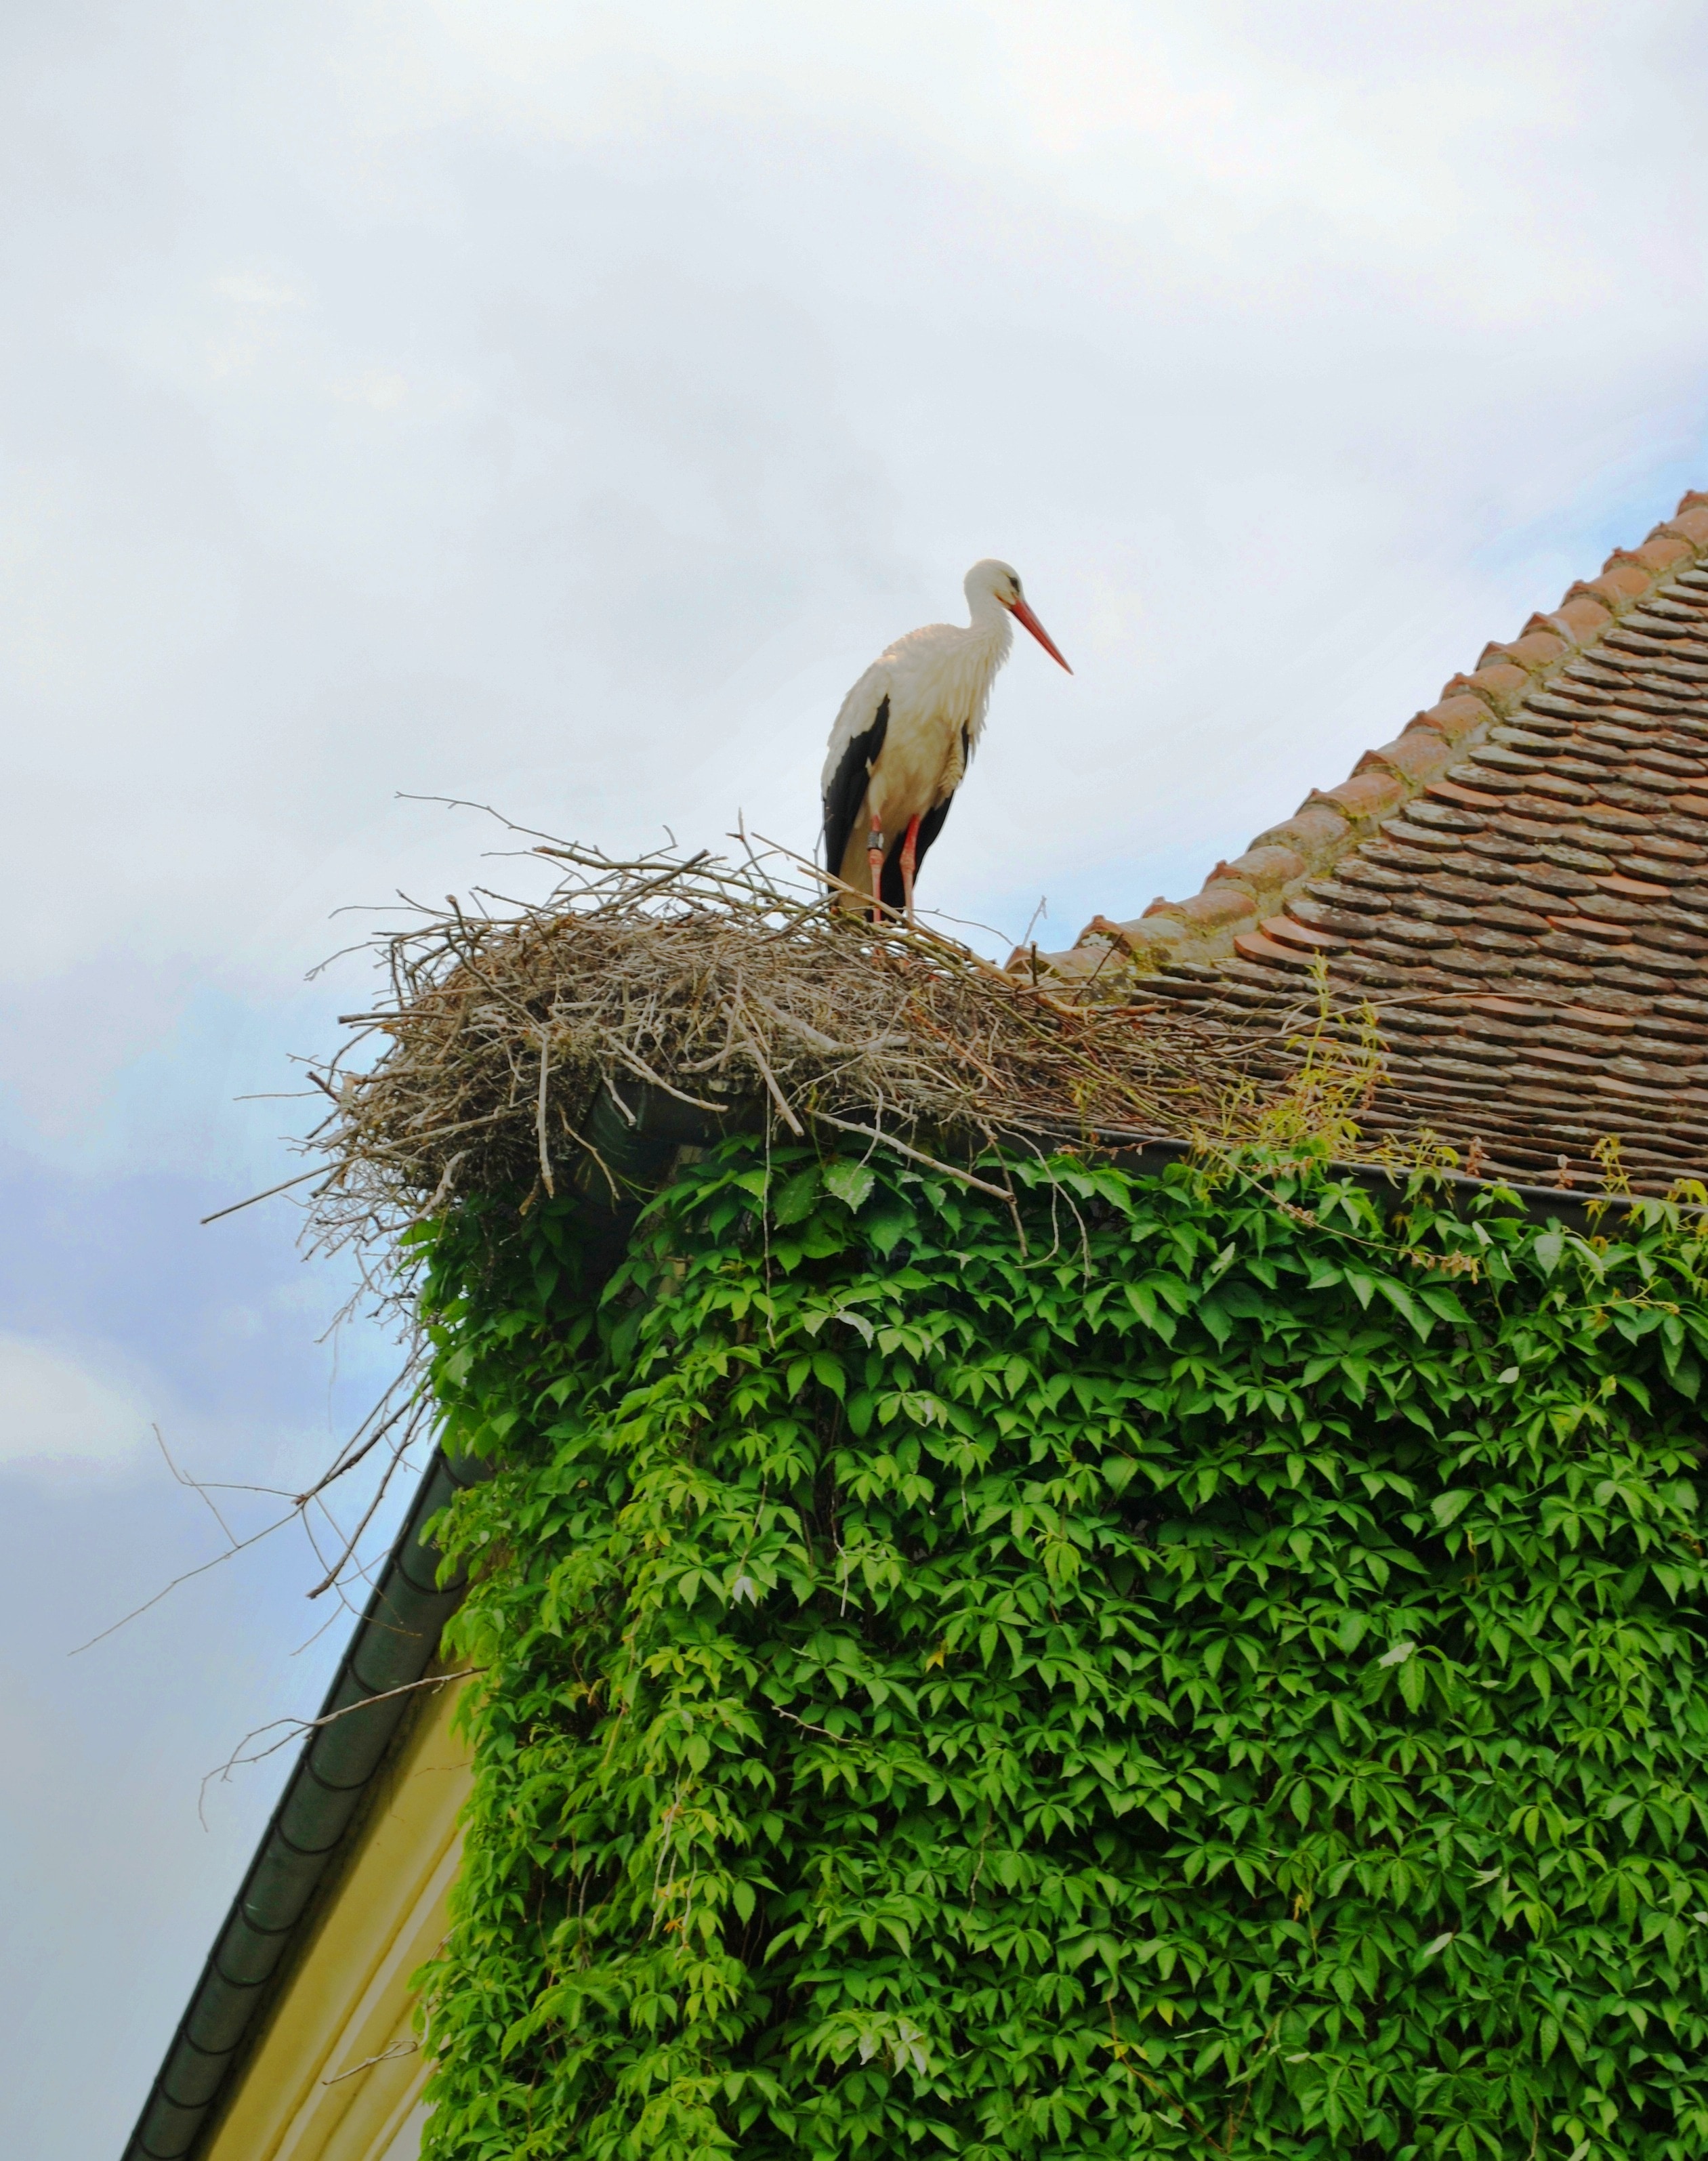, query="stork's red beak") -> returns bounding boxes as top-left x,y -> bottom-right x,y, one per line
1009,595 -> 1072,673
